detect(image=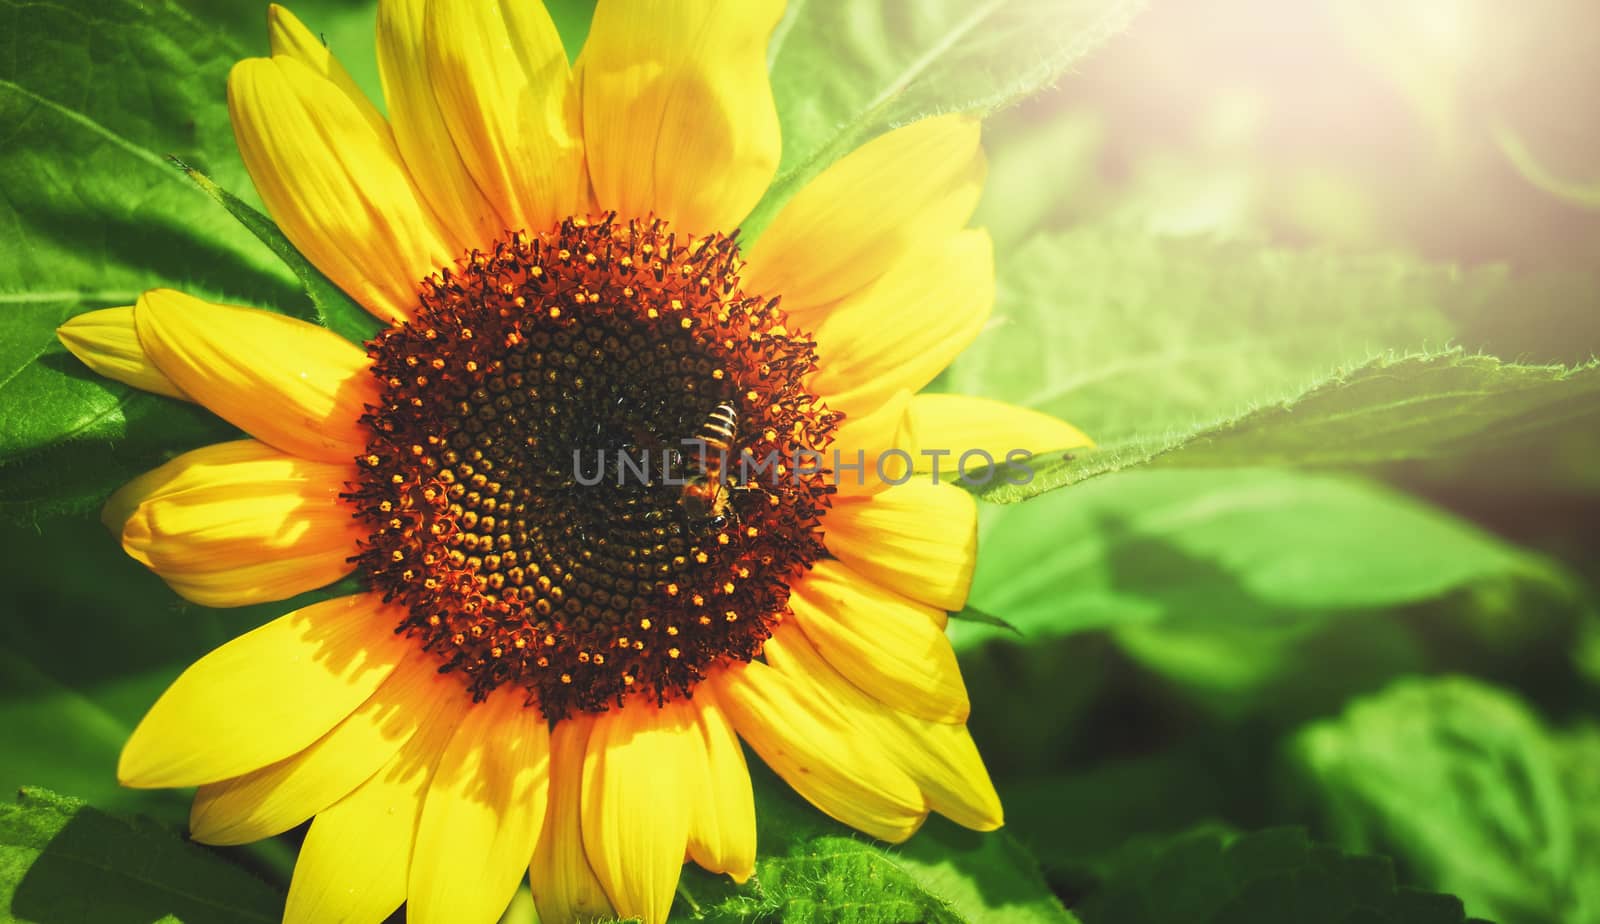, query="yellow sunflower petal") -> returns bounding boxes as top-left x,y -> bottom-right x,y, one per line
903,394 -> 1093,472
423,0 -> 587,236
684,686 -> 756,883
117,449 -> 363,608
578,0 -> 782,233
266,3 -> 387,140
790,560 -> 969,724
807,230 -> 994,420
410,688 -> 551,924
825,482 -> 978,612
746,116 -> 985,315
133,289 -> 374,464
581,699 -> 694,924
767,624 -> 1002,832
55,306 -> 189,401
376,0 -> 507,250
892,715 -> 1004,833
189,648 -> 447,846
829,388 -> 912,499
712,649 -> 927,843
530,714 -> 615,924
284,686 -> 471,924
229,54 -> 455,323
102,440 -> 276,536
104,438 -> 252,530
119,593 -> 411,789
